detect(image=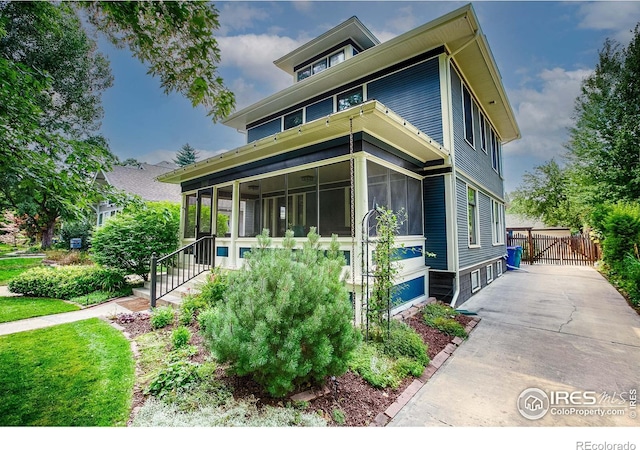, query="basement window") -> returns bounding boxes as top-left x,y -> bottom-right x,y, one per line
471,269 -> 480,293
